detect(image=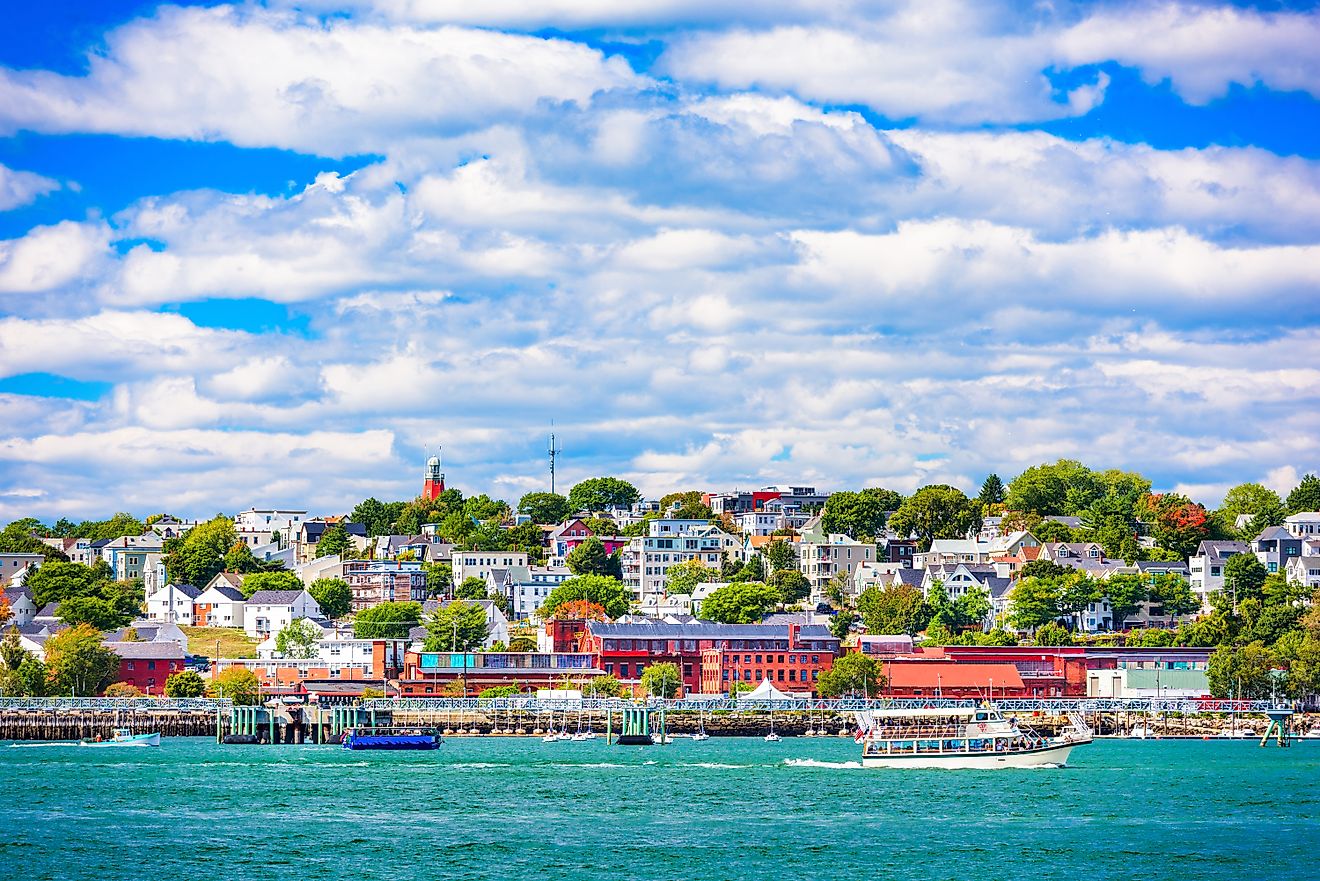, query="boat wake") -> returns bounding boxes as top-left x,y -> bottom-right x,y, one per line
783,758 -> 864,770
7,742 -> 76,748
